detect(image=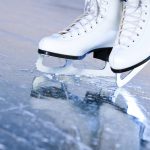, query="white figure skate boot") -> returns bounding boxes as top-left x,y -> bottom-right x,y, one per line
36,0 -> 121,77
109,0 -> 150,87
